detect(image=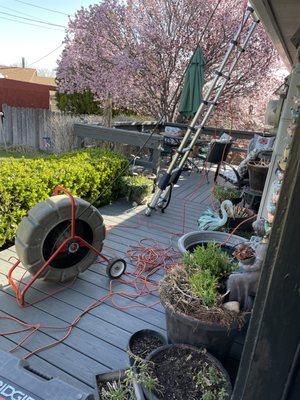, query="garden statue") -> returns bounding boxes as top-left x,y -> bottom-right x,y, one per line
197,200 -> 234,231
226,219 -> 268,311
